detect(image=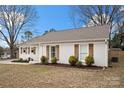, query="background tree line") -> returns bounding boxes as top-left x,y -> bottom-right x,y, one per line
70,5 -> 124,50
